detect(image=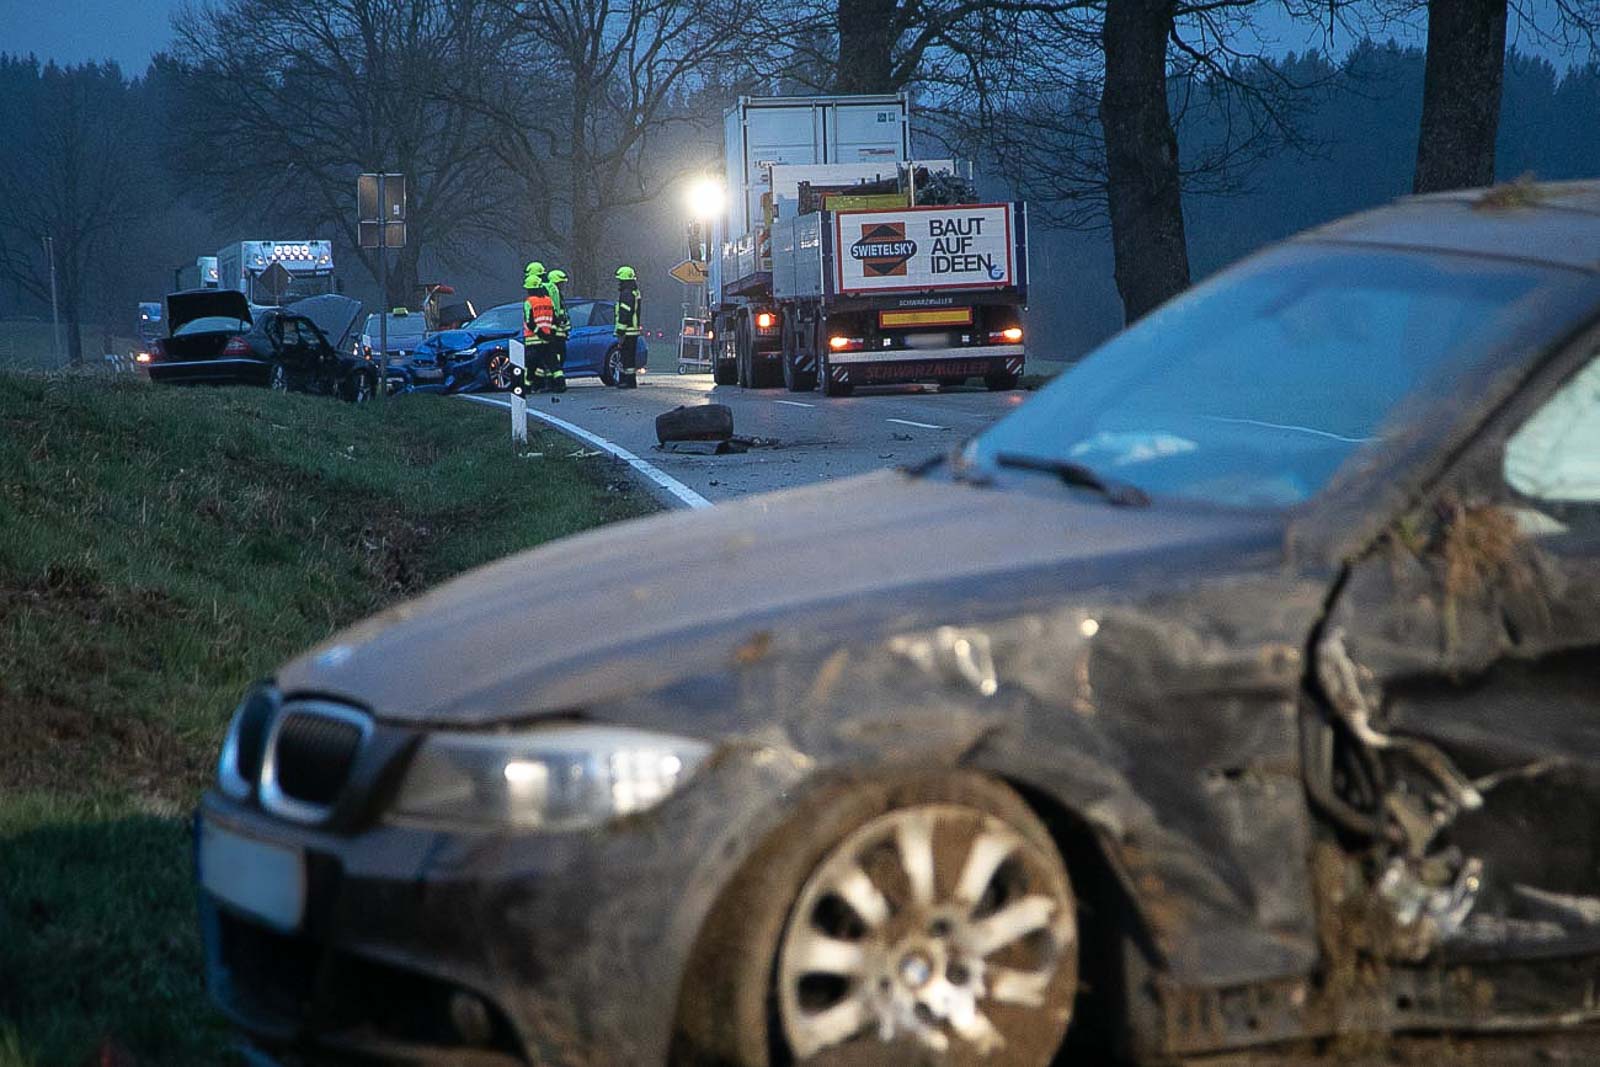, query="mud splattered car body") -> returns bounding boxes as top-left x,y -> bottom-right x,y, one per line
196,182 -> 1600,1065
